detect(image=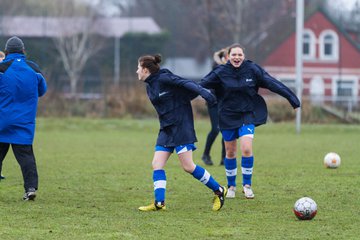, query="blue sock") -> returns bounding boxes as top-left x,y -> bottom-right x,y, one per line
224,157 -> 237,187
242,156 -> 254,186
153,169 -> 166,204
191,165 -> 220,191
